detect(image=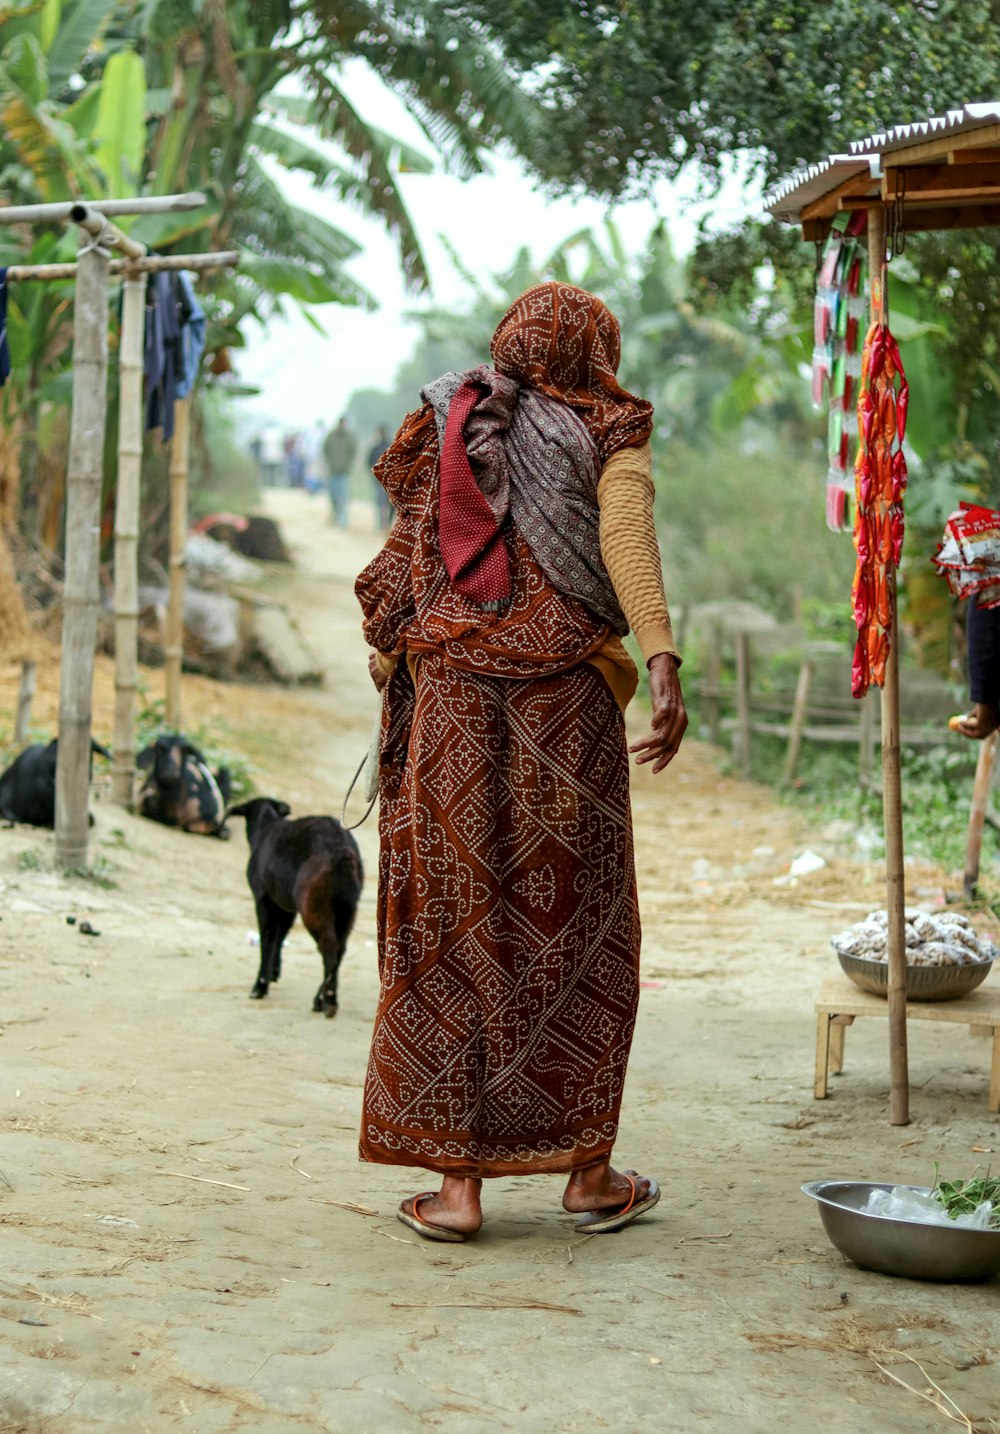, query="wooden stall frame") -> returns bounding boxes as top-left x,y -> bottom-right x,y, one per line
766,101 -> 1000,1123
